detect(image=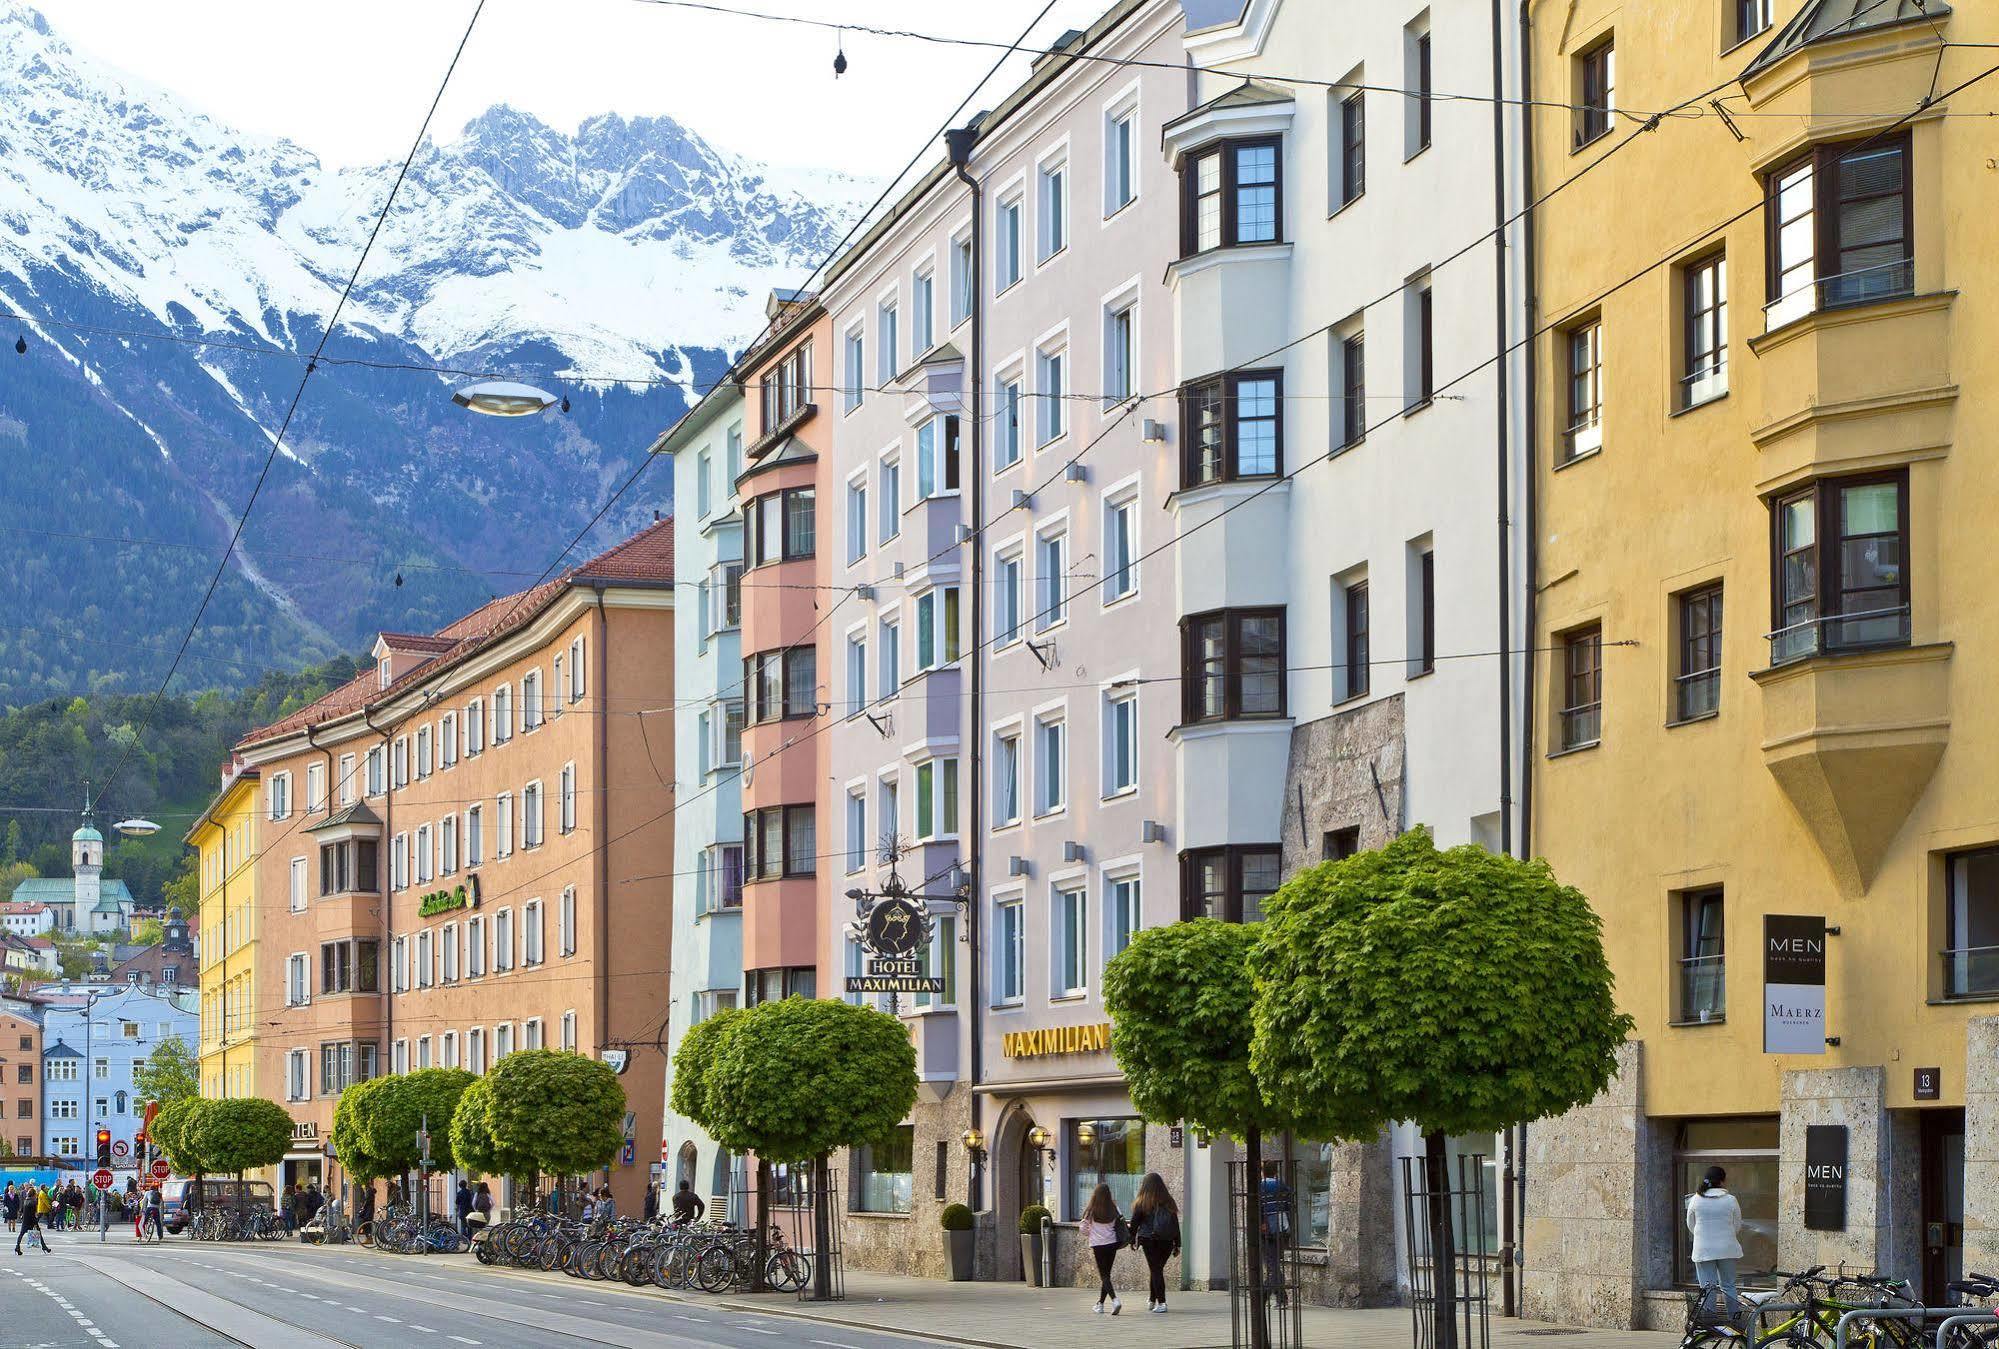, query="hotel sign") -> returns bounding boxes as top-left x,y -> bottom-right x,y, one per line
1002,1022 -> 1113,1059
1763,914 -> 1827,1055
